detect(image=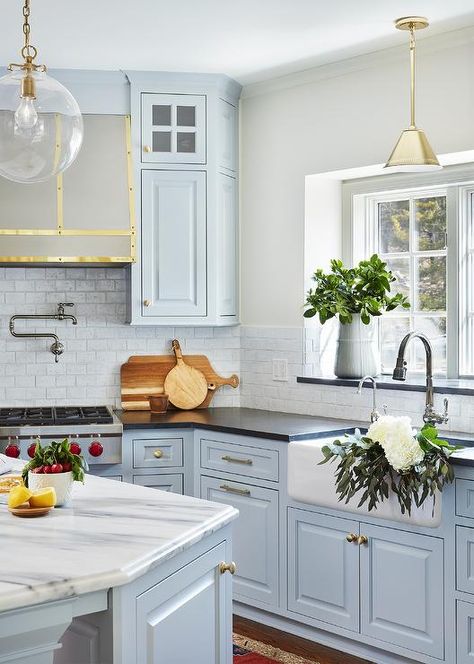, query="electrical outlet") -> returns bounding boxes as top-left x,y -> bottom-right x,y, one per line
272,359 -> 288,382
